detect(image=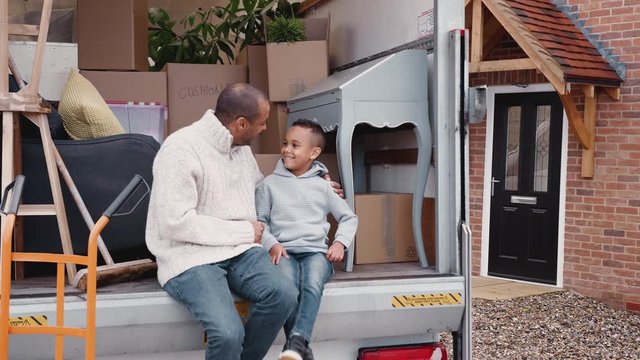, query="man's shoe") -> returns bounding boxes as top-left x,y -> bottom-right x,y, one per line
279,335 -> 308,360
